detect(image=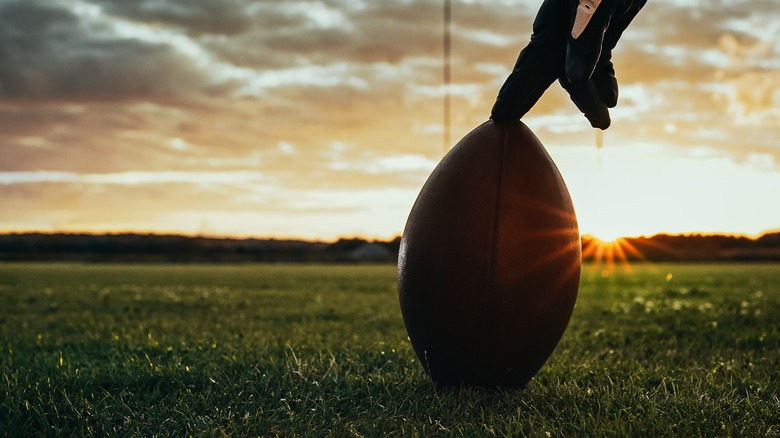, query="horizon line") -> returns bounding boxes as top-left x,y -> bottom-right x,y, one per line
1,228 -> 778,244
